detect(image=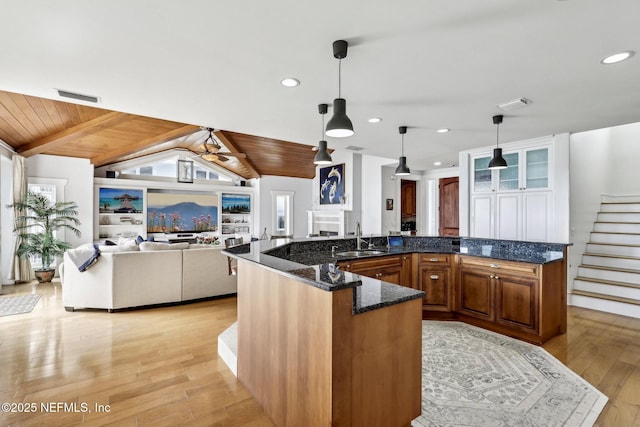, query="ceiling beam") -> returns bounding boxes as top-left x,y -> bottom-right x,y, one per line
214,130 -> 260,179
17,111 -> 130,157
91,124 -> 200,167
